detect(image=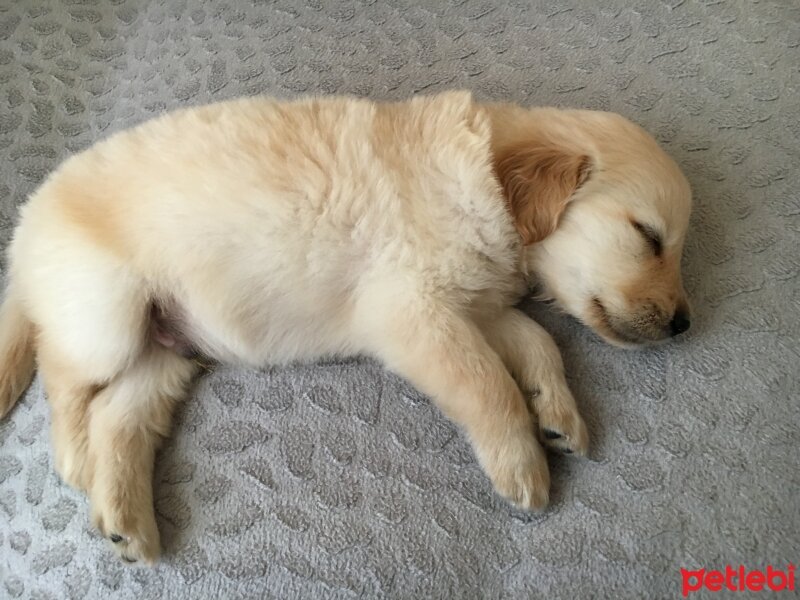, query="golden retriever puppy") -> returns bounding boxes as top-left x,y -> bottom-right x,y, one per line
0,91 -> 691,564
